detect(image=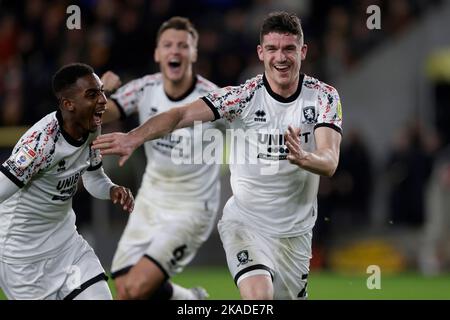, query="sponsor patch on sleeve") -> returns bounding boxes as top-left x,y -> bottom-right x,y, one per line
14,144 -> 37,169
337,100 -> 342,119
